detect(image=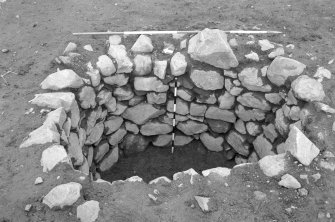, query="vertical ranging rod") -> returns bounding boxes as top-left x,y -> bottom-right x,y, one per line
171,77 -> 178,154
